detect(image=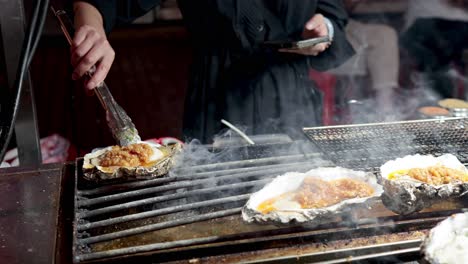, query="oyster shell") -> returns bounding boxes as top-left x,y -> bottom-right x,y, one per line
421,212 -> 468,264
379,154 -> 468,215
242,167 -> 383,225
82,142 -> 182,182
